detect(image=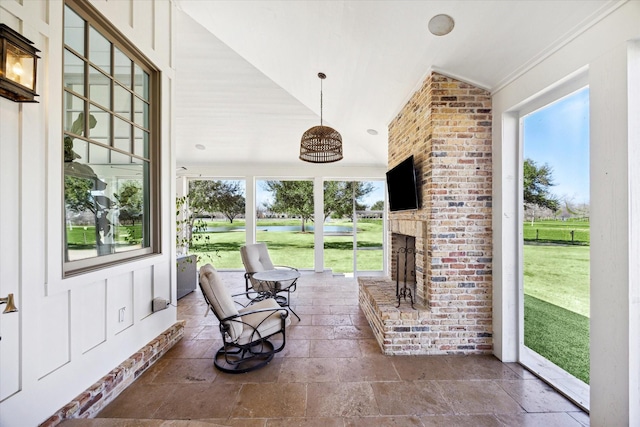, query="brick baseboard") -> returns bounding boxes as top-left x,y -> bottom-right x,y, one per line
40,321 -> 185,427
